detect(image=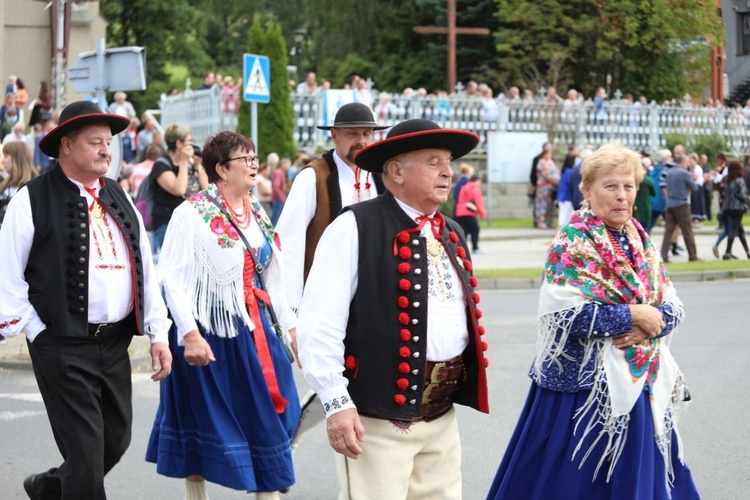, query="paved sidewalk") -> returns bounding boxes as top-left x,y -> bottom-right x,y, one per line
2,224 -> 746,367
